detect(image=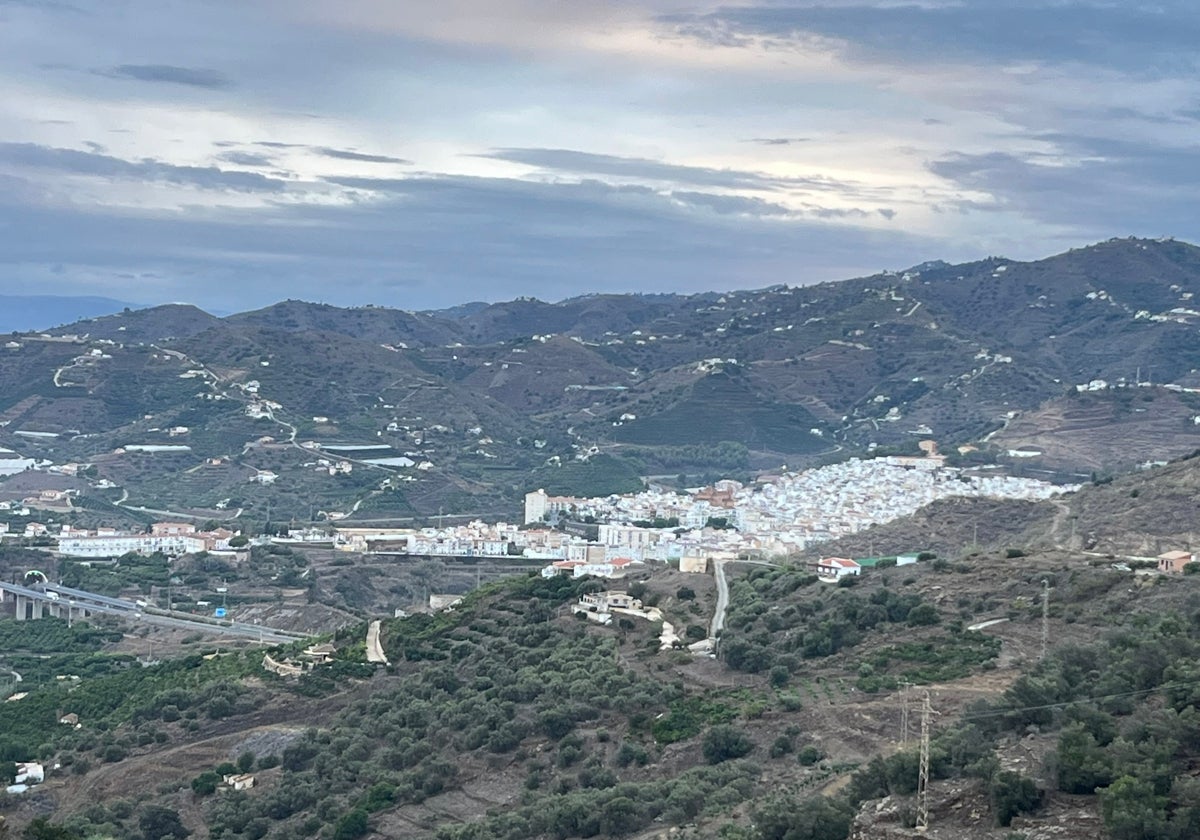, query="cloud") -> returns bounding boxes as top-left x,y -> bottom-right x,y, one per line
0,143 -> 288,193
745,137 -> 809,146
313,147 -> 411,164
928,133 -> 1200,232
663,3 -> 1200,75
480,147 -> 775,189
217,150 -> 276,167
476,147 -> 876,198
0,167 -> 942,310
104,64 -> 233,89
